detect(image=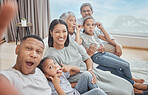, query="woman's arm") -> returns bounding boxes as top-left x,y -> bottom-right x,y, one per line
75,25 -> 83,45
84,58 -> 97,84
